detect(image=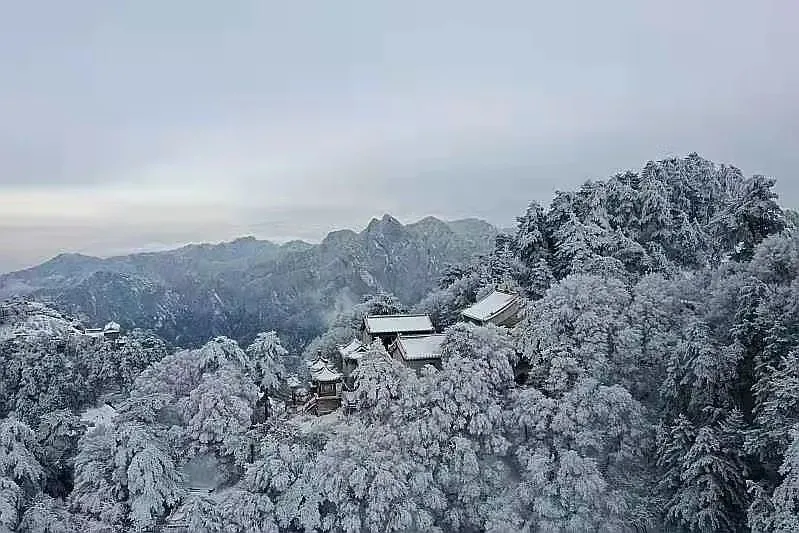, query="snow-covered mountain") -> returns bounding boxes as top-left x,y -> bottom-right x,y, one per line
0,215 -> 498,350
